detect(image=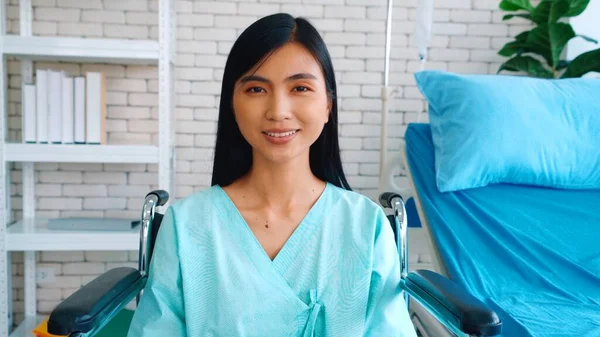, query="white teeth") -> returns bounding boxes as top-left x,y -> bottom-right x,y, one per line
266,130 -> 297,137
